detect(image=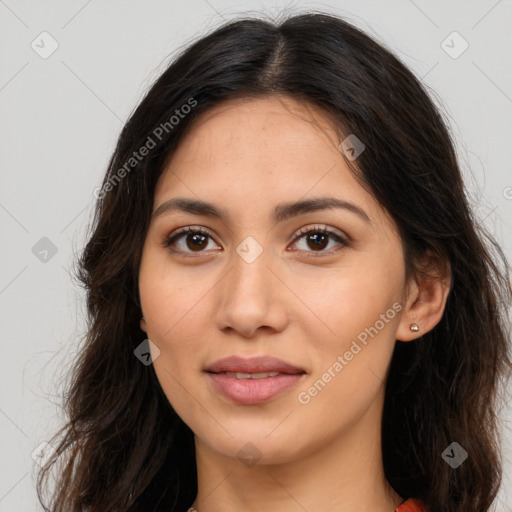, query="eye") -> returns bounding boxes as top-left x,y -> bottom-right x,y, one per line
162,224 -> 349,257
162,226 -> 220,256
289,225 -> 348,255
